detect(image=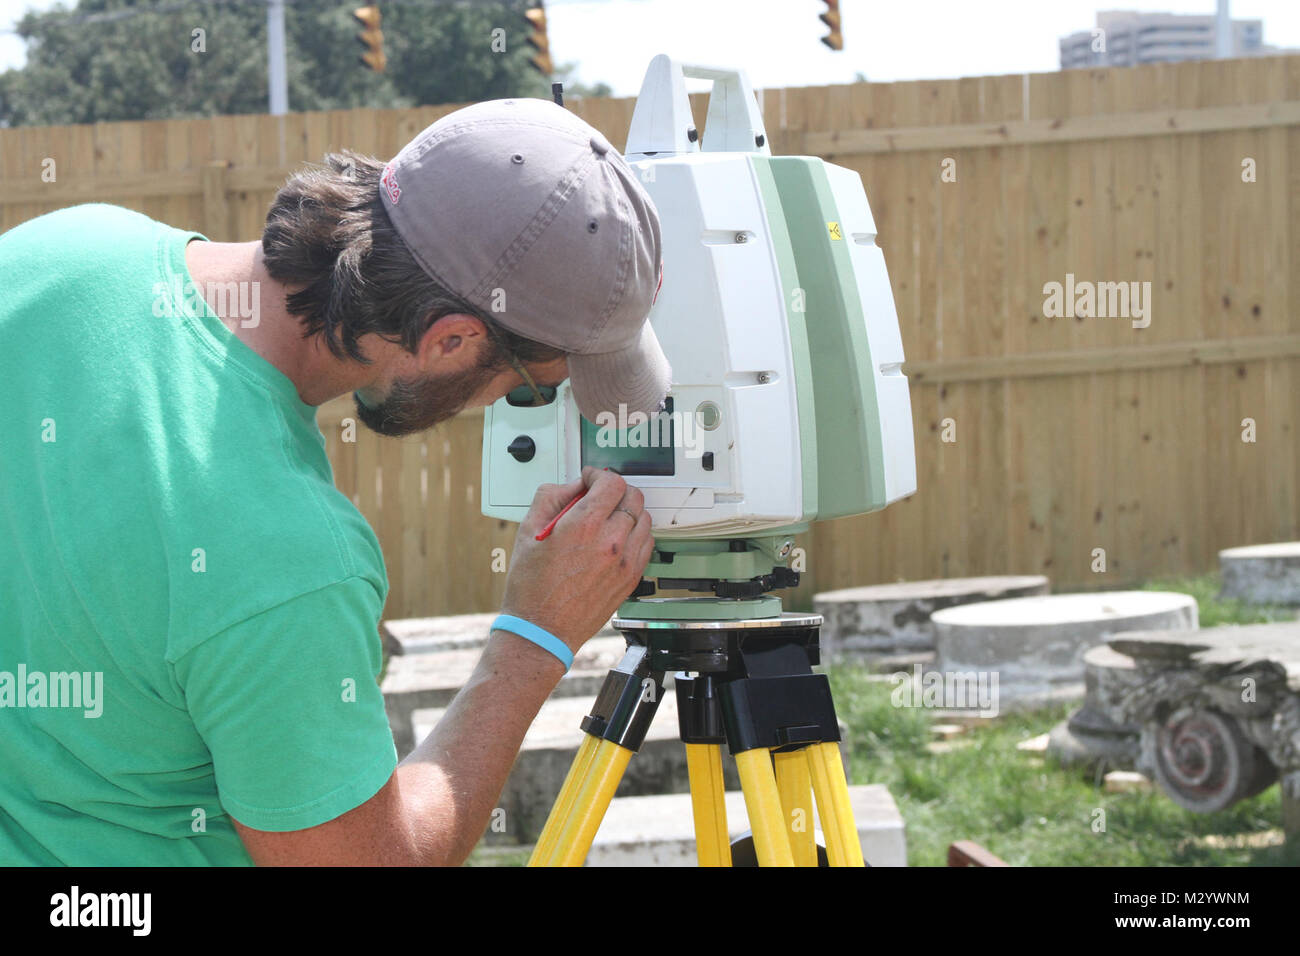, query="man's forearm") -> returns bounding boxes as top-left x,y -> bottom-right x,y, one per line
395,629 -> 565,865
